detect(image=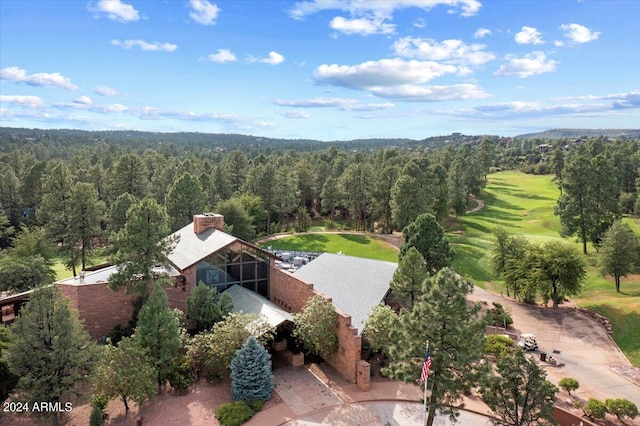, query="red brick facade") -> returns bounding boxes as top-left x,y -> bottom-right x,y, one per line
269,265 -> 362,383
56,280 -> 192,340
